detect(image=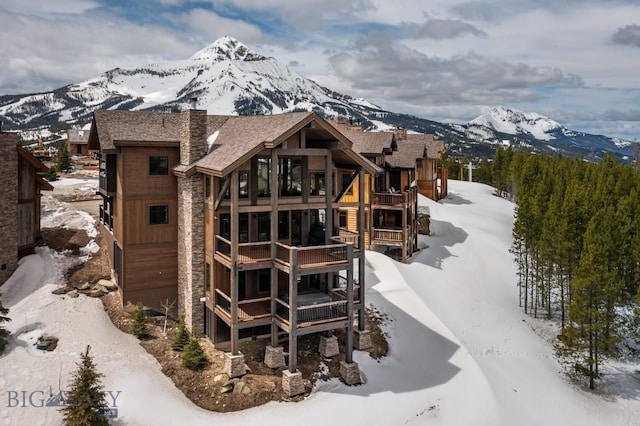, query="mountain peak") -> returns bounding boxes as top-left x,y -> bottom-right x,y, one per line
470,106 -> 561,141
189,36 -> 266,62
